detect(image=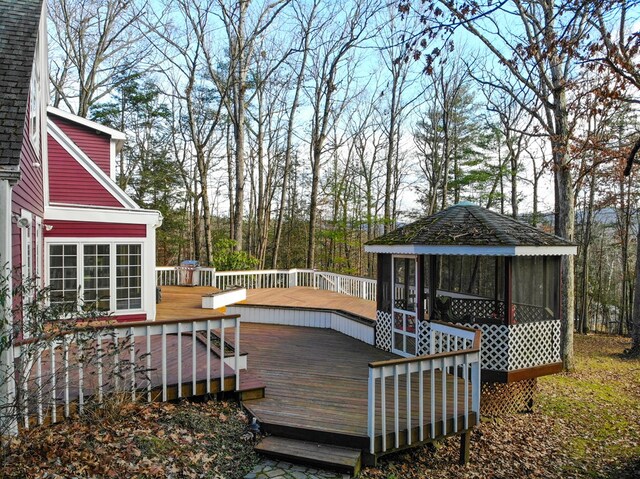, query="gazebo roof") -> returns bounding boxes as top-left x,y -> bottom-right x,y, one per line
365,203 -> 577,256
